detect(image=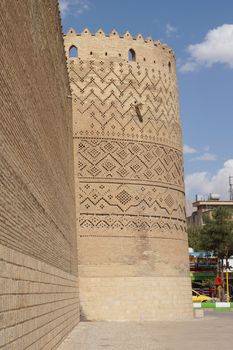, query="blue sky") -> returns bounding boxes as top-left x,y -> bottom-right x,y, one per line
60,0 -> 233,200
